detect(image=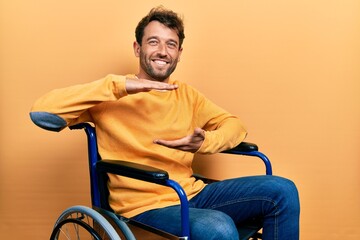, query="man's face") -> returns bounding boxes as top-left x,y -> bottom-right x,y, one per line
134,21 -> 183,82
